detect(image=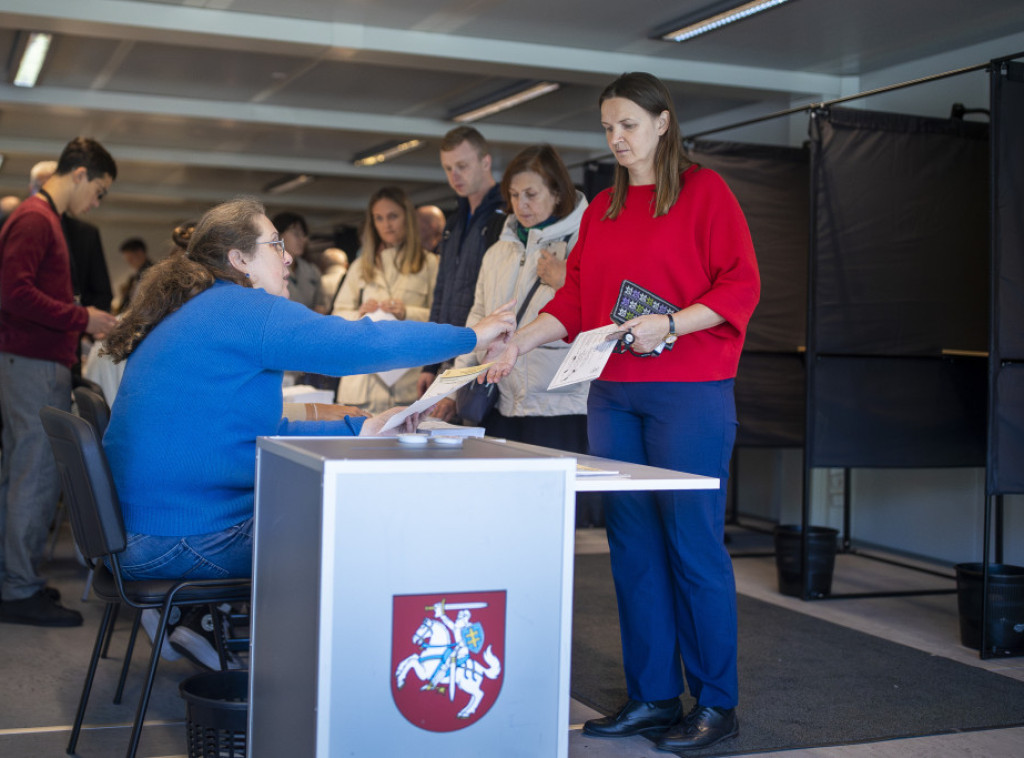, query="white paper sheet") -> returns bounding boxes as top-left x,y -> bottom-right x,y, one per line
379,363 -> 493,432
547,323 -> 622,390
